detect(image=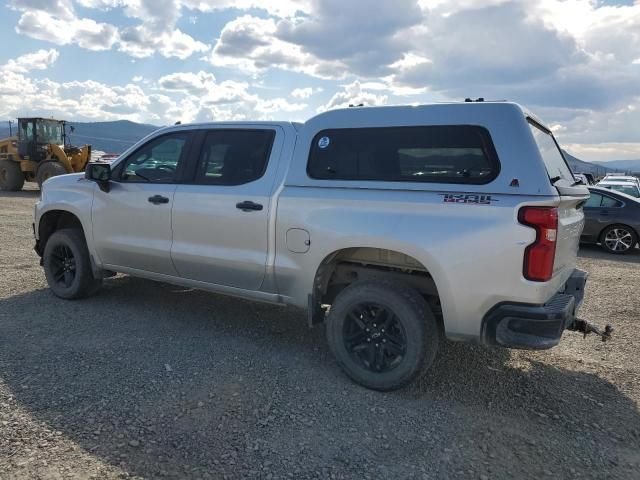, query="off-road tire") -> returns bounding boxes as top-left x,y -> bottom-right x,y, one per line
37,161 -> 68,188
0,159 -> 25,191
43,228 -> 102,299
600,224 -> 638,255
326,280 -> 439,391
